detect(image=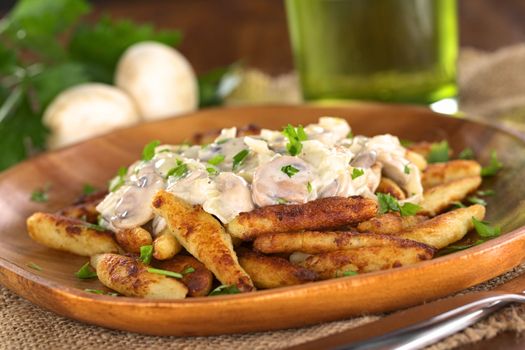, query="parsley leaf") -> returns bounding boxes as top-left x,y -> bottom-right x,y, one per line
276,197 -> 288,204
147,267 -> 183,279
440,239 -> 485,255
232,149 -> 249,170
476,189 -> 495,197
450,201 -> 466,209
30,182 -> 51,203
86,223 -> 106,232
209,284 -> 240,296
427,141 -> 450,163
404,164 -> 411,174
142,140 -> 160,161
206,166 -> 219,176
467,196 -> 487,206
400,139 -> 414,147
139,245 -> 153,265
182,267 -> 195,275
399,202 -> 422,217
281,164 -> 300,178
84,289 -> 118,297
109,166 -> 127,192
69,16 -> 182,83
166,160 -> 188,179
472,217 -> 501,238
282,124 -> 307,156
82,183 -> 96,195
351,168 -> 364,180
346,131 -> 353,139
75,262 -> 97,279
207,154 -> 225,166
481,151 -> 503,177
198,64 -> 240,108
377,193 -> 420,216
27,262 -> 43,271
307,182 -> 312,193
458,148 -> 474,160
